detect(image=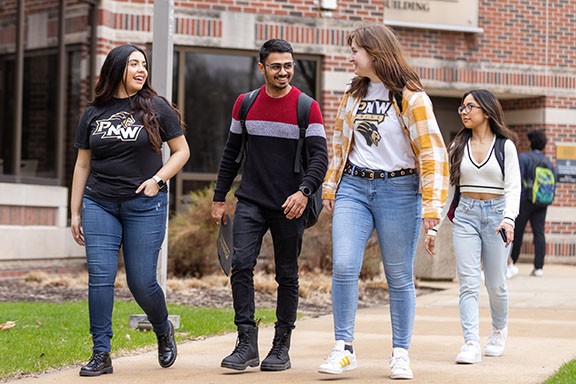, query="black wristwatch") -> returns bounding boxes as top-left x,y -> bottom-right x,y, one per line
153,175 -> 165,189
298,185 -> 312,197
